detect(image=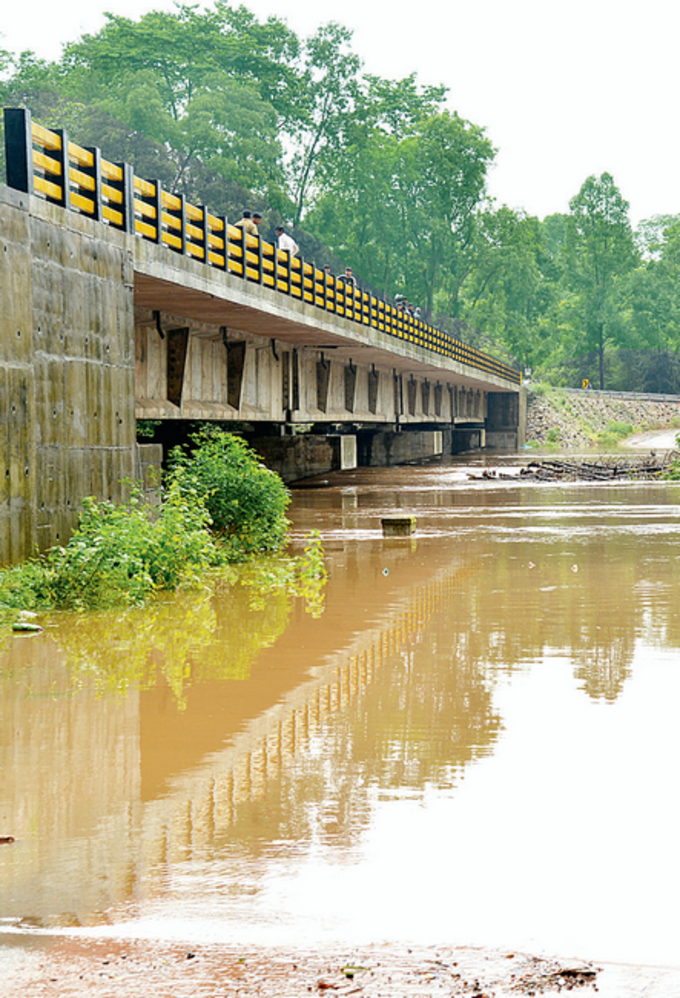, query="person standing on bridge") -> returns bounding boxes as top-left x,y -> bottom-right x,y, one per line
275,225 -> 299,257
337,267 -> 356,289
234,210 -> 258,236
